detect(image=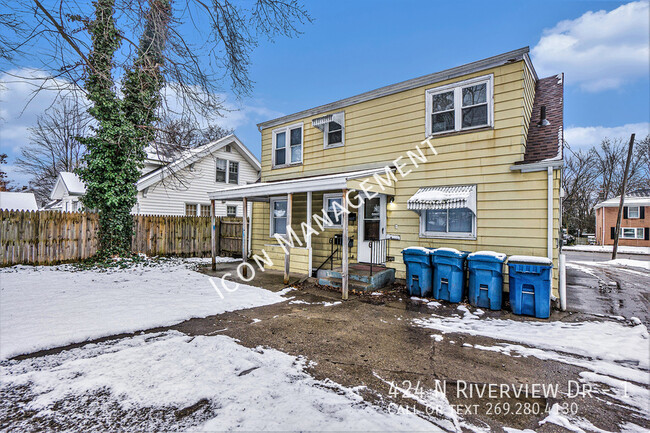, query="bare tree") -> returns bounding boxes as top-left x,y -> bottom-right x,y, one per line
636,135 -> 650,188
562,146 -> 598,235
154,114 -> 233,157
591,137 -> 645,201
15,98 -> 91,204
